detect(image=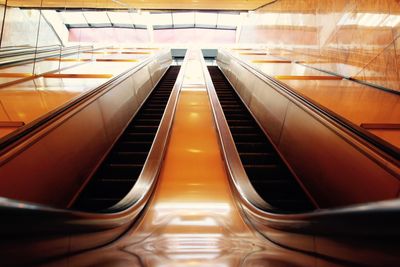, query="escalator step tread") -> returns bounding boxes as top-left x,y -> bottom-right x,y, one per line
208,66 -> 313,212
73,66 -> 180,211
